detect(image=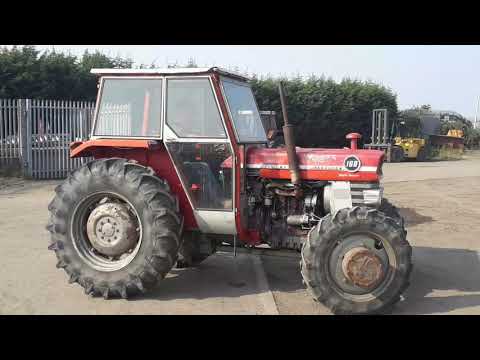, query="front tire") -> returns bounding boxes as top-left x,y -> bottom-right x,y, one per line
390,146 -> 404,163
46,158 -> 183,299
379,198 -> 405,232
301,207 -> 412,314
